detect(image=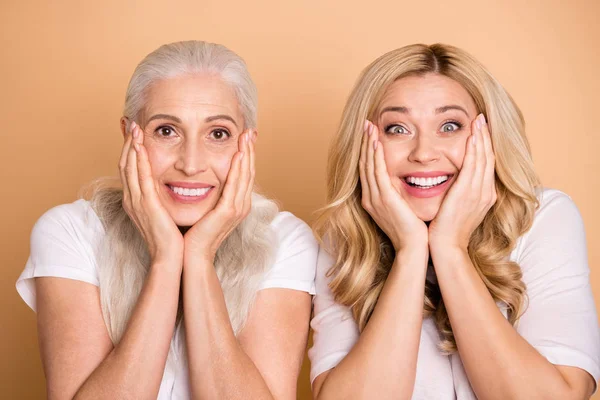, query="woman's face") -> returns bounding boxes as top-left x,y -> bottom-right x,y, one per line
125,74 -> 245,227
375,73 -> 479,222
